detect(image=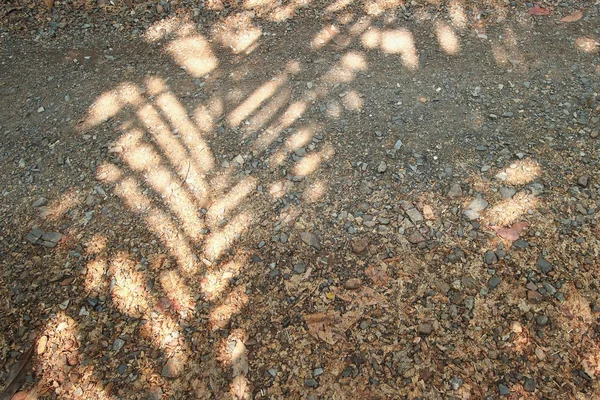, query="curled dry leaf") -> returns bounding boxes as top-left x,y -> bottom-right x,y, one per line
529,6 -> 552,16
489,221 -> 529,242
560,10 -> 583,23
